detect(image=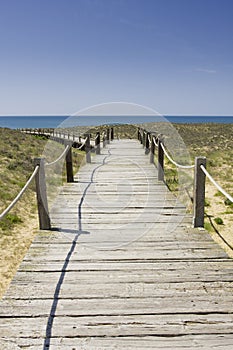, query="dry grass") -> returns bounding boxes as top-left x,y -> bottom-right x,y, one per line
0,128 -> 48,298
173,123 -> 233,257
0,128 -> 85,298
